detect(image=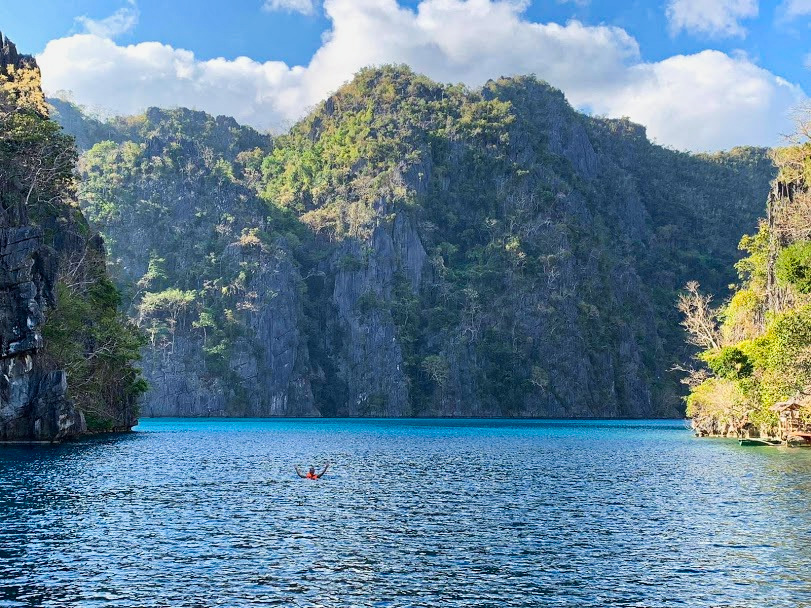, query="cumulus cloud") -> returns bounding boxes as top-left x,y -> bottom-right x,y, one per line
40,0 -> 639,130
75,3 -> 139,39
263,0 -> 317,15
38,0 -> 805,151
666,0 -> 758,38
594,51 -> 802,150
